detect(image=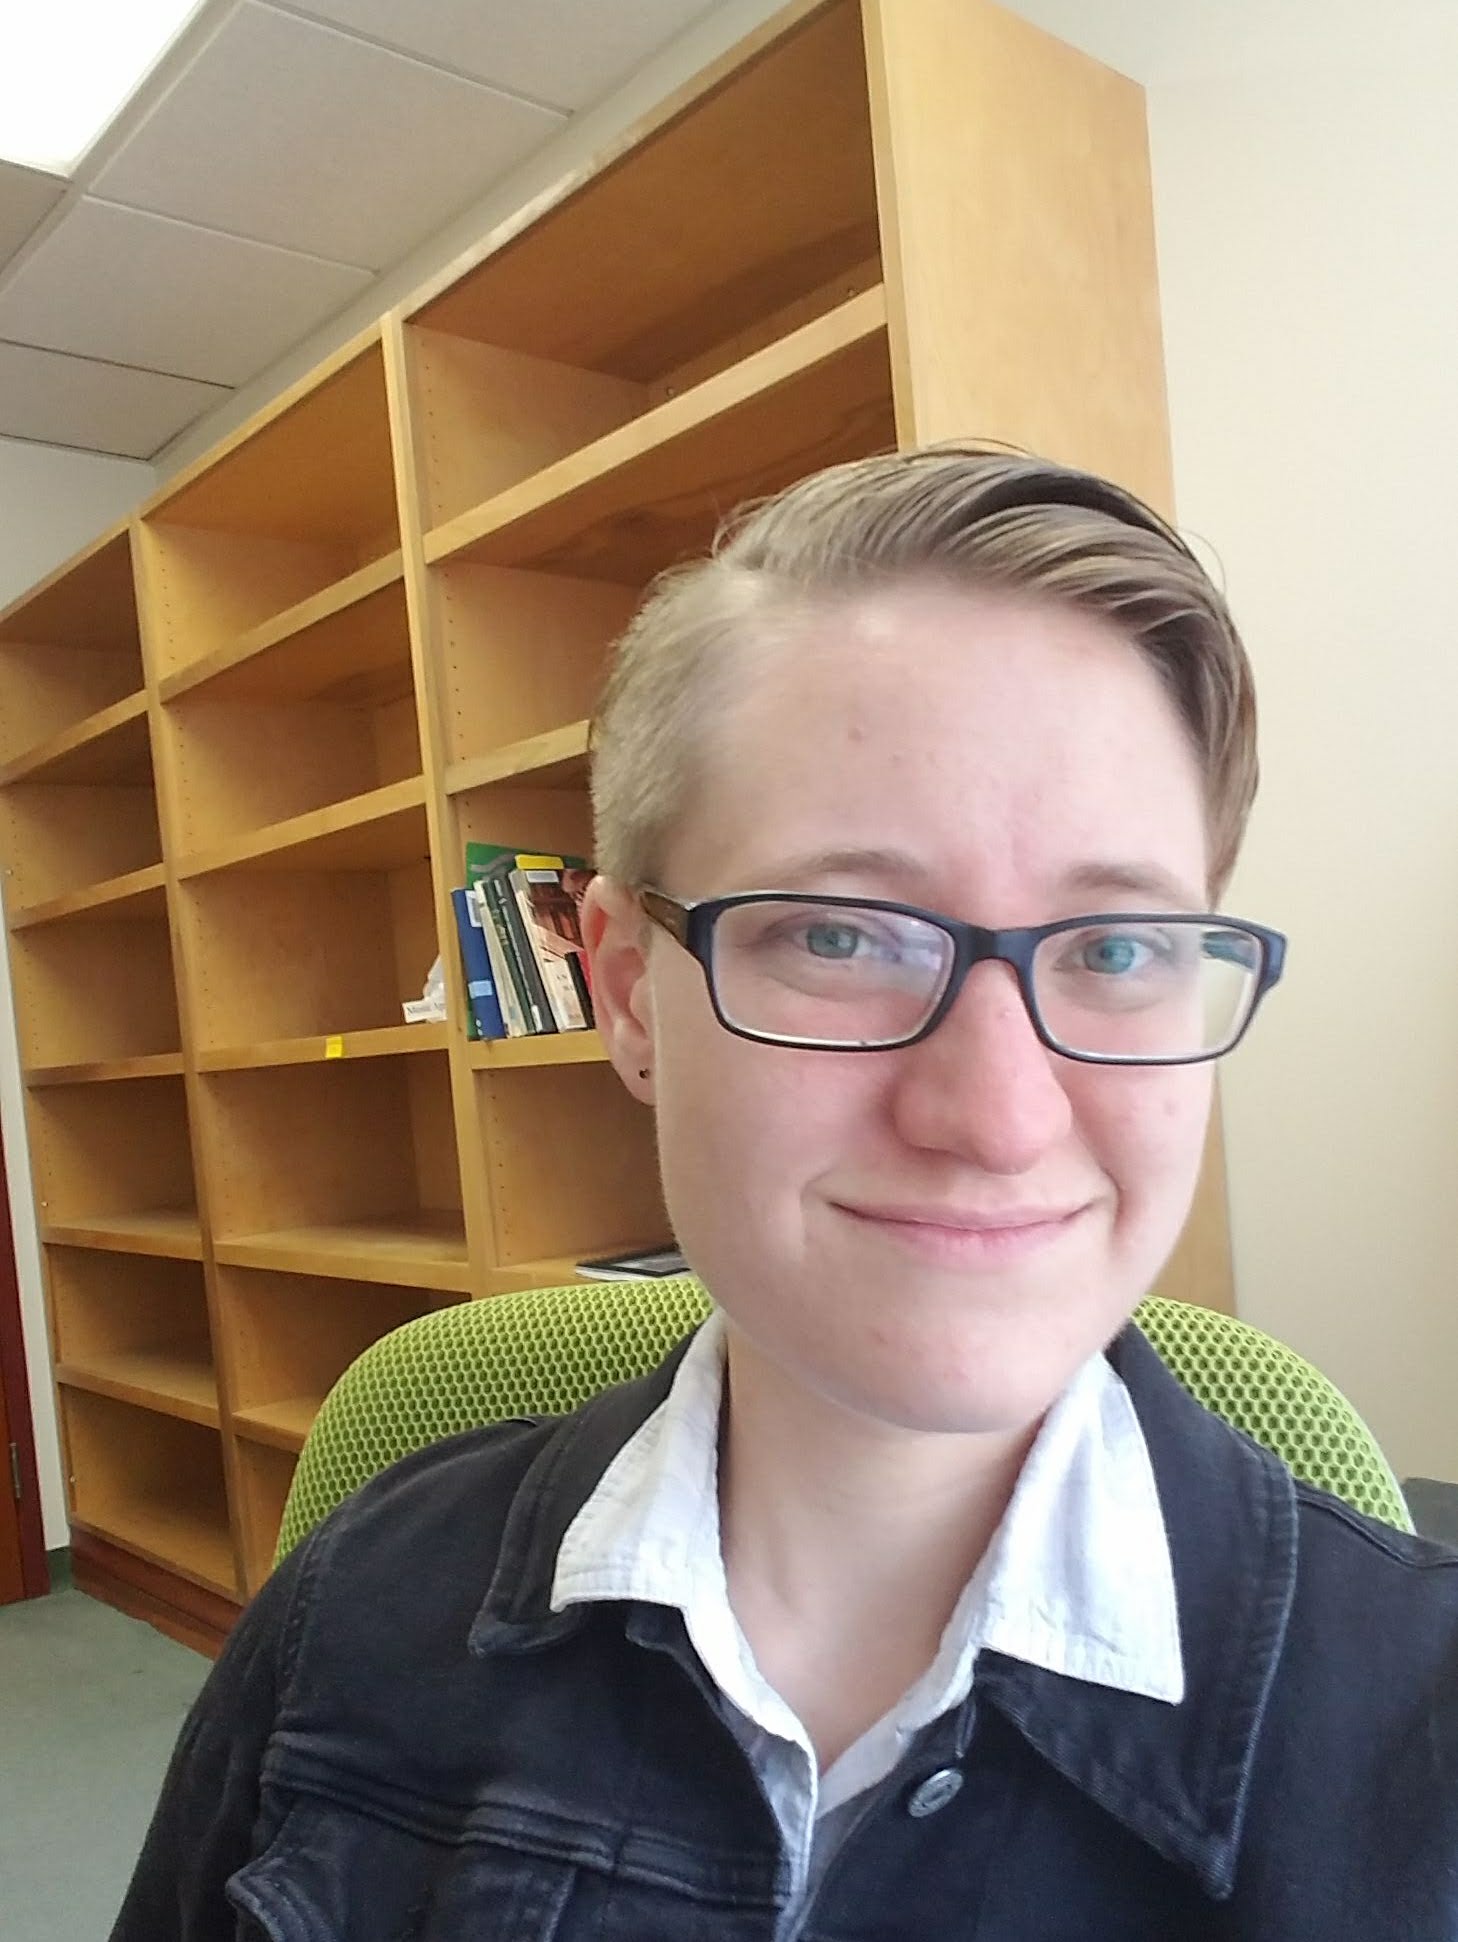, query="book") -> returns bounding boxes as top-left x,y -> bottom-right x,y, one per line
486,866 -> 554,1034
465,845 -> 554,1034
577,1244 -> 689,1281
566,950 -> 594,1027
465,844 -> 592,1036
471,882 -> 527,1036
451,887 -> 506,1040
559,864 -> 595,1022
510,865 -> 591,1031
452,889 -> 480,1041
